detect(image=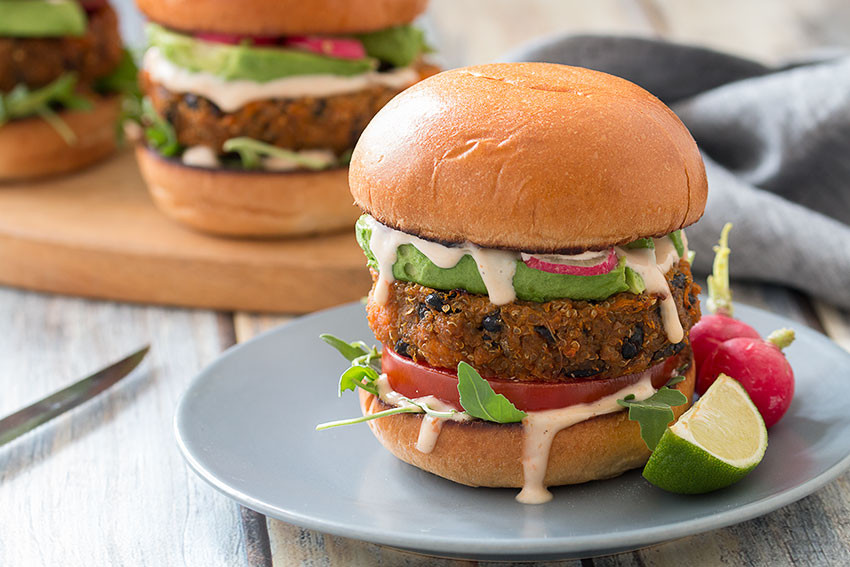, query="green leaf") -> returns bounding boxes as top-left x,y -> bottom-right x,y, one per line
320,333 -> 372,362
338,365 -> 379,396
316,405 -> 420,430
95,49 -> 141,96
222,137 -> 338,171
141,97 -> 180,157
456,362 -> 526,423
617,376 -> 689,450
